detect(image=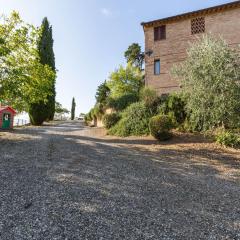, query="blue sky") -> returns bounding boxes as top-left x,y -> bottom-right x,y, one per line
0,0 -> 234,114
